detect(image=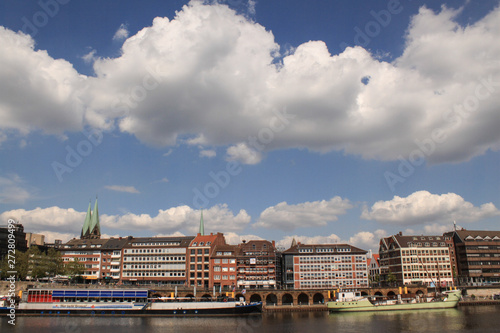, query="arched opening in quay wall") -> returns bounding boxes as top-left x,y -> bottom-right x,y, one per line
266,294 -> 278,305
297,293 -> 309,305
250,294 -> 262,303
312,293 -> 324,304
282,293 -> 293,305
